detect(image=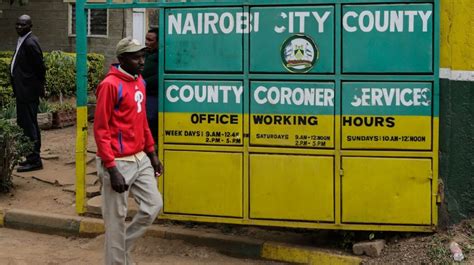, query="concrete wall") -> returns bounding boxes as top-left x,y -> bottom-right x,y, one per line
0,0 -> 132,68
439,0 -> 474,224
